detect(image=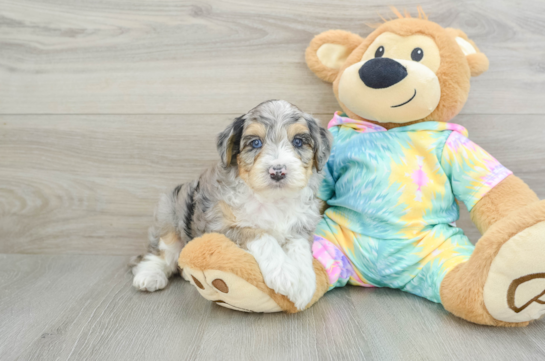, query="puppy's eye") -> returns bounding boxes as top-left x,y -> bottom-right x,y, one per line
375,46 -> 384,58
251,139 -> 262,149
411,48 -> 424,61
292,138 -> 303,148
